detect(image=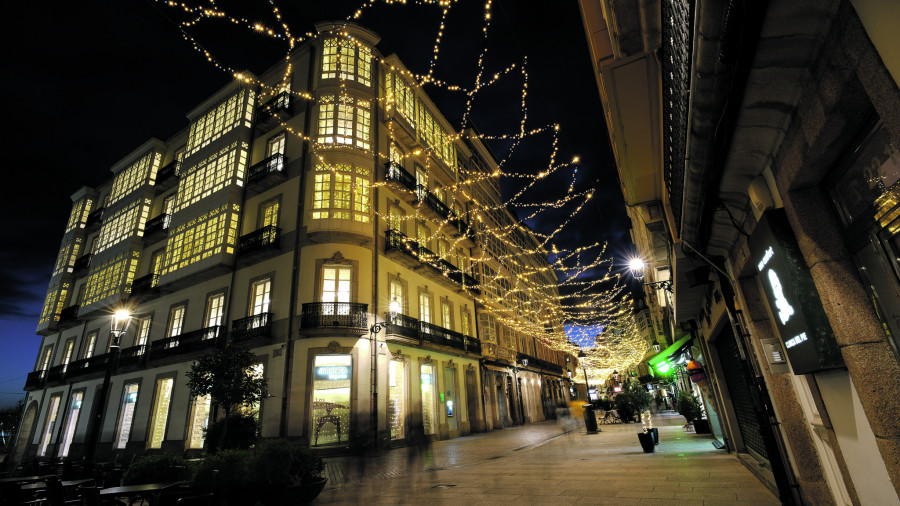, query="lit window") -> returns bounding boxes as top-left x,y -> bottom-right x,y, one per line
441,301 -> 452,330
58,392 -> 83,457
479,313 -> 497,343
65,197 -> 94,233
260,200 -> 279,229
311,355 -> 351,446
115,383 -> 140,449
38,395 -> 61,457
321,38 -> 372,86
176,142 -> 249,212
322,267 -> 351,315
389,360 -> 405,440
94,198 -> 152,255
311,164 -> 371,222
108,152 -> 161,206
206,294 -> 225,328
390,280 -> 404,314
419,292 -> 432,324
52,236 -> 83,277
61,341 -> 74,372
162,203 -> 241,274
385,73 -> 416,127
188,395 -> 212,449
238,363 -> 265,419
316,96 -> 371,150
132,317 -> 150,348
147,378 -> 174,449
186,88 -> 255,156
38,281 -> 70,326
83,331 -> 98,359
267,132 -> 286,157
167,305 -> 185,337
461,310 -> 471,337
250,278 -> 272,316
